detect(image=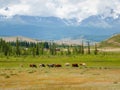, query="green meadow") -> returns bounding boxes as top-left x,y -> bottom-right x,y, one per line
0,52 -> 120,68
